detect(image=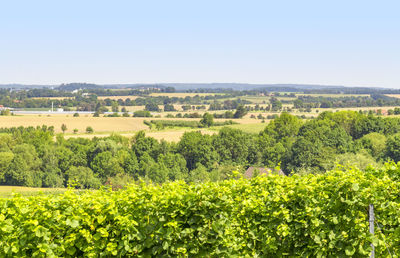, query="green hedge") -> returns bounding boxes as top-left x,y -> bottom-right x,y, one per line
1,164 -> 400,257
